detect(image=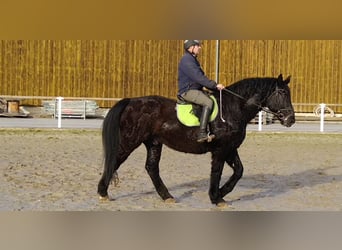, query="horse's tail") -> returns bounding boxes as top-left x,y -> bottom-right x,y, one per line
101,98 -> 131,189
